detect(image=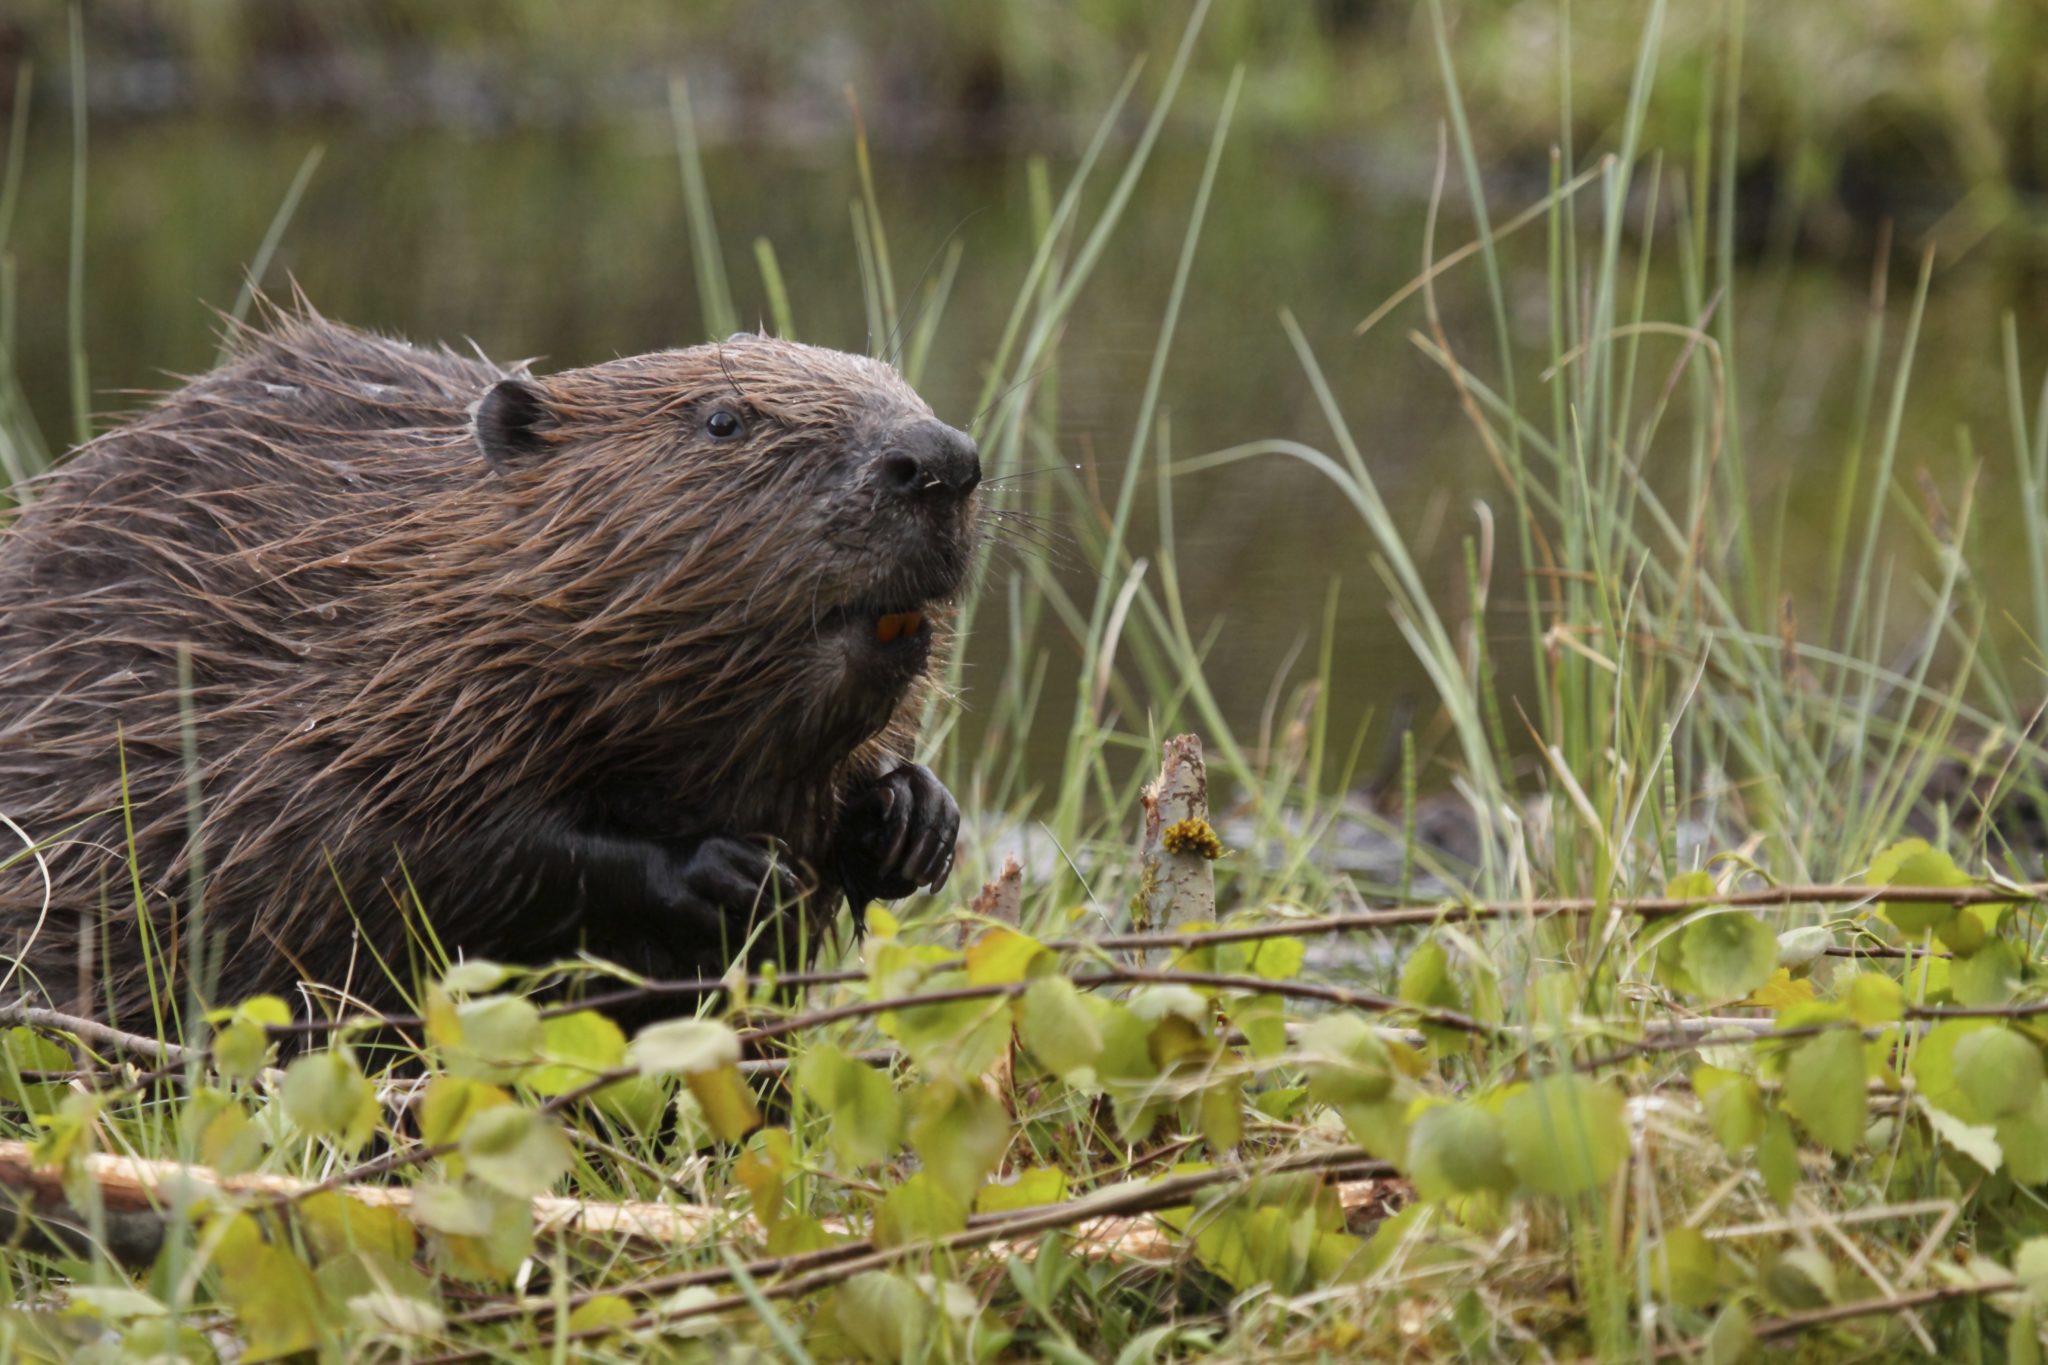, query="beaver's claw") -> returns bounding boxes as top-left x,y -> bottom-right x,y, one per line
838,762 -> 960,904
